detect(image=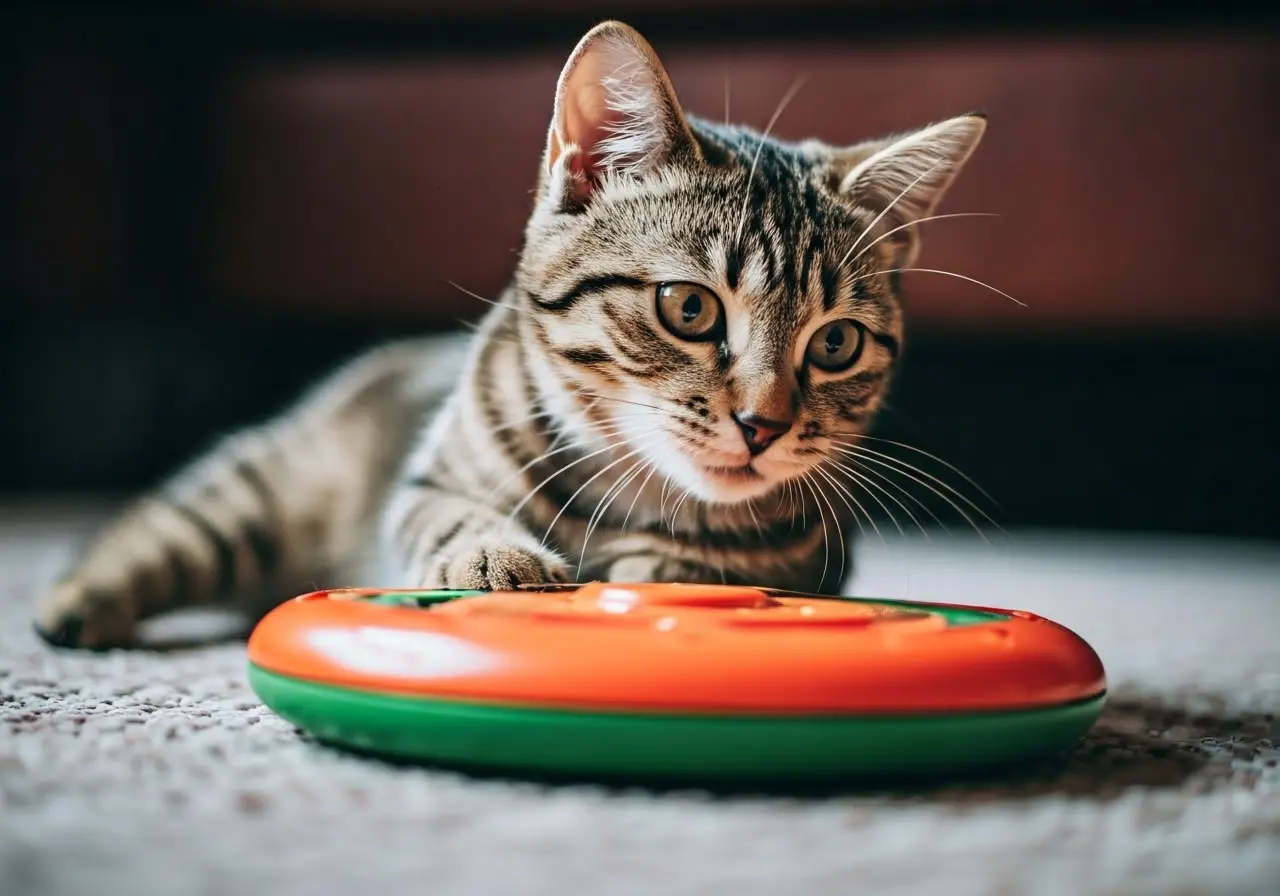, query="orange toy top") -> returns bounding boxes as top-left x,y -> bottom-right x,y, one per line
246,583 -> 1106,715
